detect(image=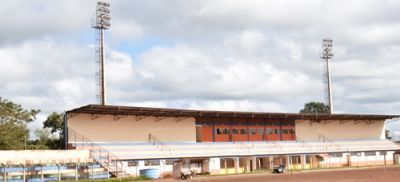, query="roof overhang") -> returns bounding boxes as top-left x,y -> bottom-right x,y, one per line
66,104 -> 399,121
